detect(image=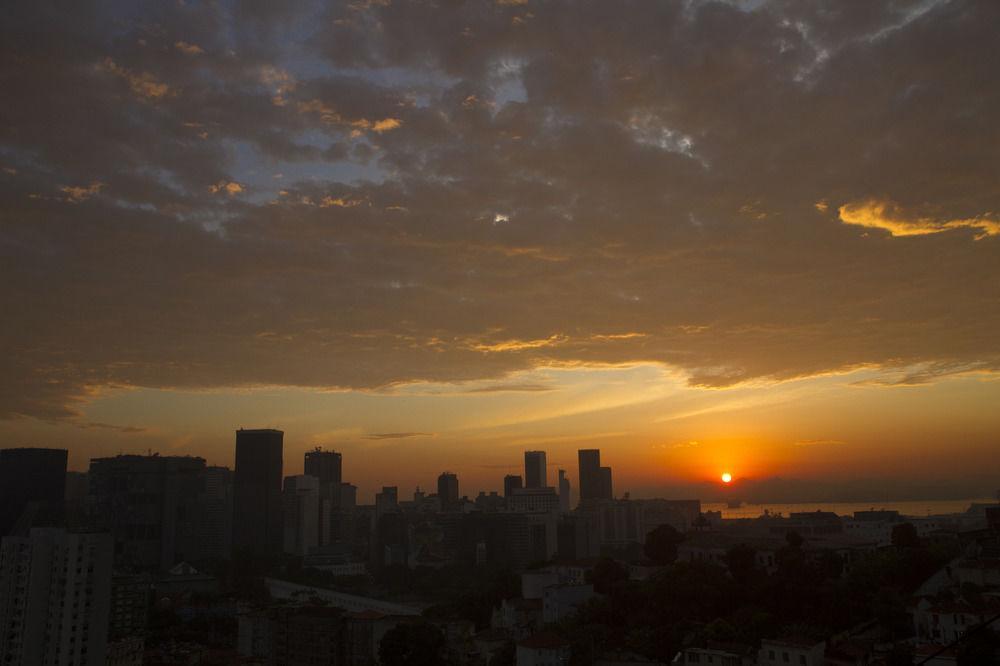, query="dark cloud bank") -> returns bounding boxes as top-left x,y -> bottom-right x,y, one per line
2,0 -> 999,421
